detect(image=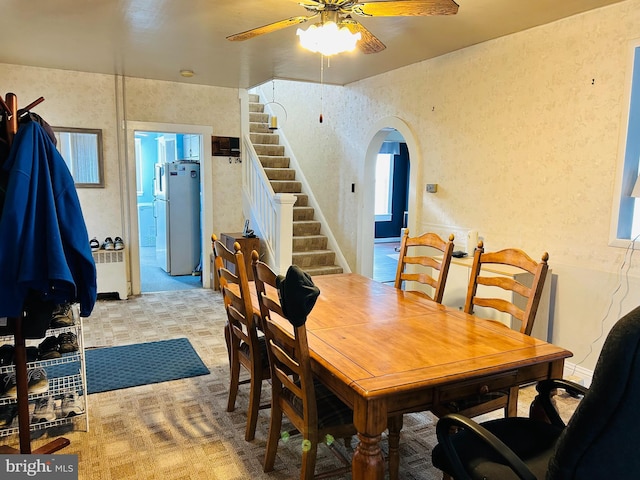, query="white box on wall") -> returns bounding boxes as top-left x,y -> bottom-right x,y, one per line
92,249 -> 128,300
